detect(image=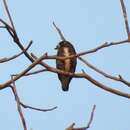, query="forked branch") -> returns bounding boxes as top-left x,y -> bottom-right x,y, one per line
10,76 -> 57,130
65,105 -> 96,130
0,41 -> 32,63
10,77 -> 27,130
